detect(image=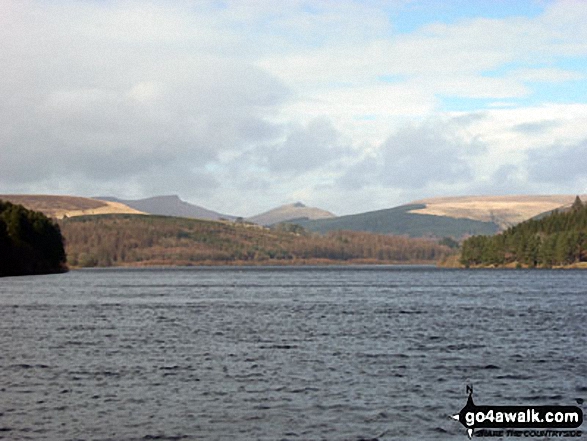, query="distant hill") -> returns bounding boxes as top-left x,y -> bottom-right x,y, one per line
408,194 -> 587,229
291,194 -> 587,239
247,202 -> 335,226
0,194 -> 143,219
294,204 -> 500,238
5,193 -> 581,238
98,195 -> 236,221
